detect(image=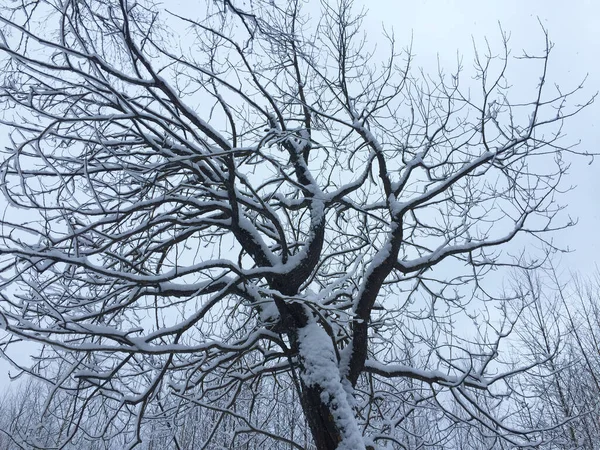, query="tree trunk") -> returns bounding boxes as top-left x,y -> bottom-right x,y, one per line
291,320 -> 366,450
300,382 -> 344,450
